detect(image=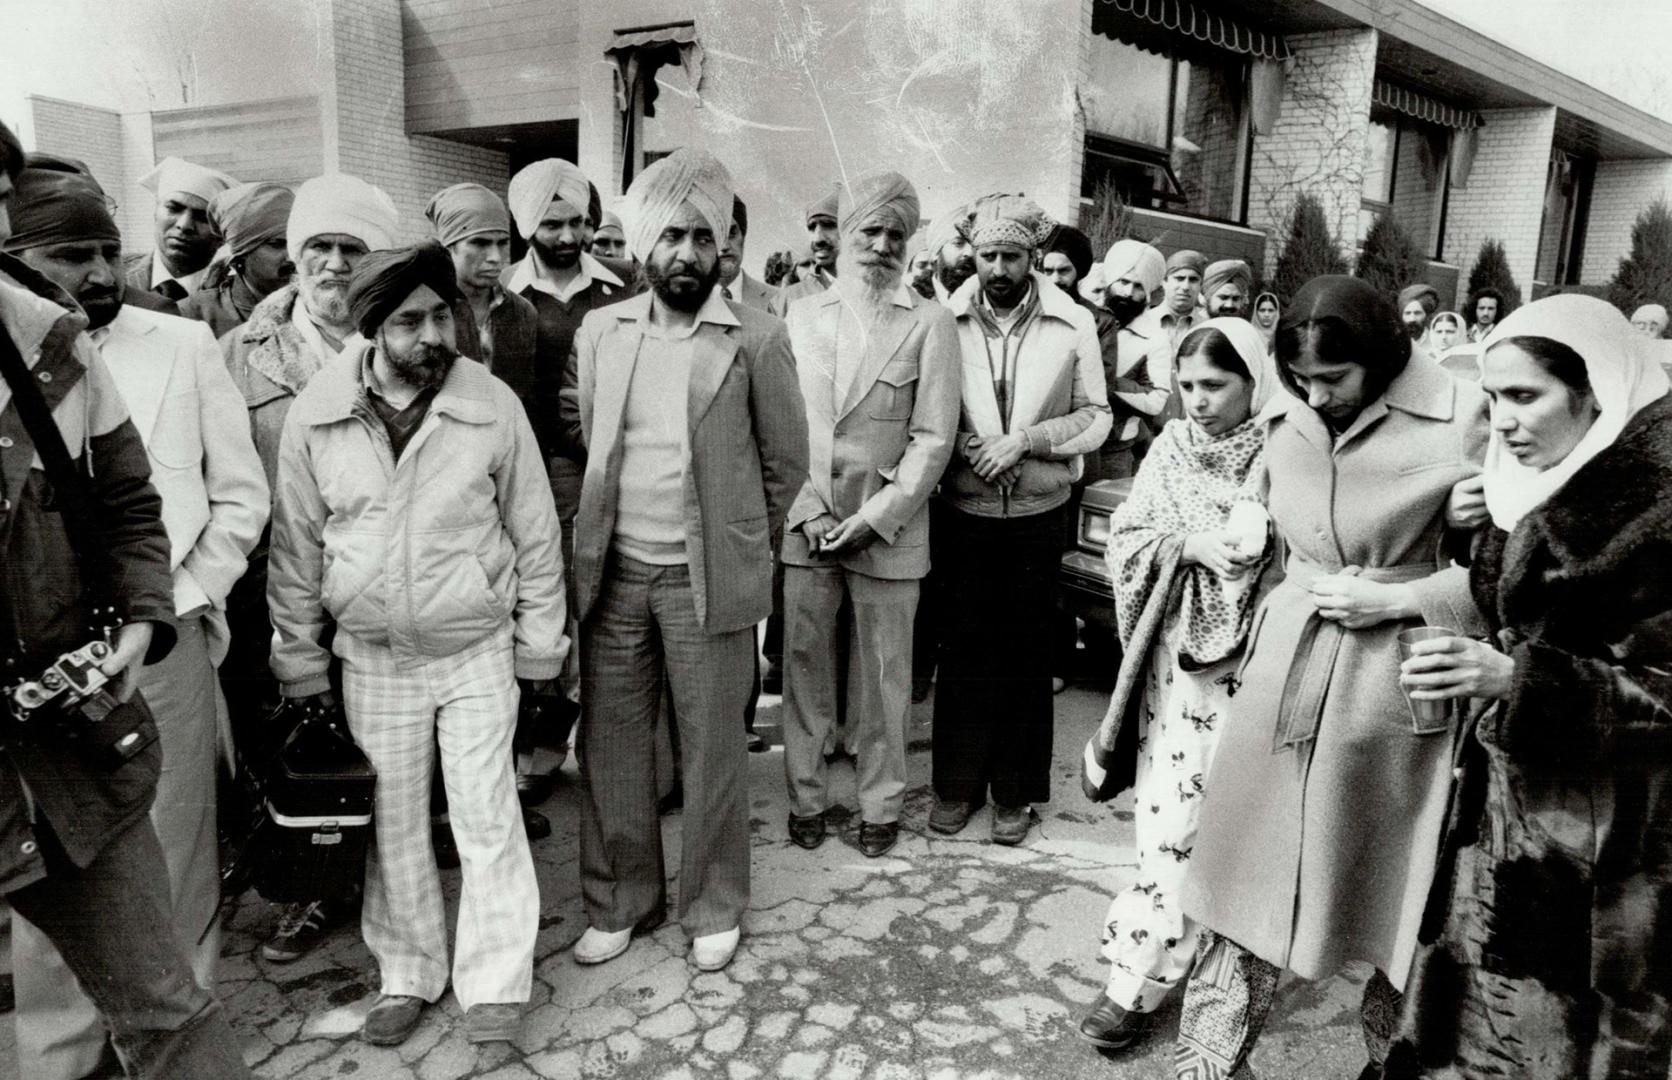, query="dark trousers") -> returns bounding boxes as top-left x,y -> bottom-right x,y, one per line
577,555 -> 753,939
931,503 -> 1066,809
8,815 -> 252,1079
